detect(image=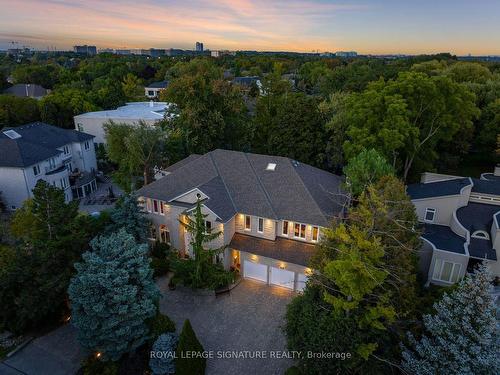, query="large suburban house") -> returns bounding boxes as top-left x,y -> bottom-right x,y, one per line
145,81 -> 168,99
407,169 -> 500,286
0,122 -> 98,210
73,101 -> 171,144
137,149 -> 348,291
